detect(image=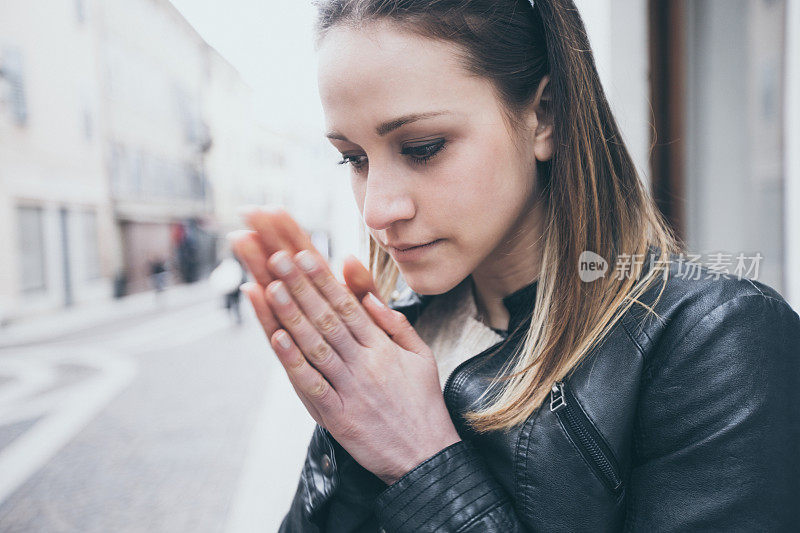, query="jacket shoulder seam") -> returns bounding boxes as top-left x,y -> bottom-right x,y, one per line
620,312 -> 646,355
650,291 -> 793,375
